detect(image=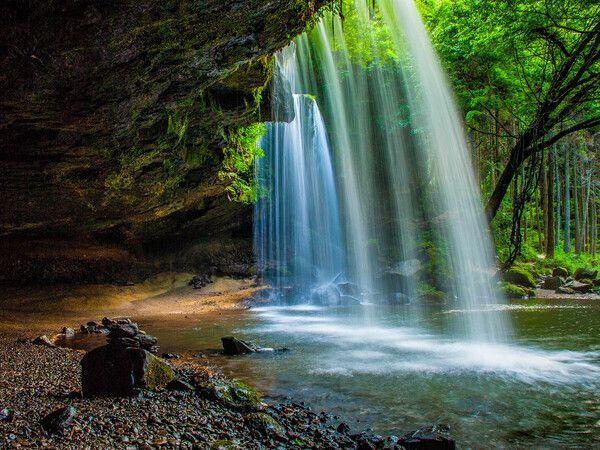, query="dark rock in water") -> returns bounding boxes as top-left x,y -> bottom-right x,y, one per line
574,268 -> 598,281
379,261 -> 422,294
337,422 -> 350,434
542,276 -> 564,290
162,353 -> 181,359
350,431 -> 385,449
81,346 -> 174,397
0,407 -> 14,423
400,424 -> 455,450
192,352 -> 207,359
311,283 -> 342,305
221,336 -> 259,355
167,379 -> 195,392
552,267 -> 569,278
336,282 -> 362,297
40,406 -> 77,434
32,335 -> 55,347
